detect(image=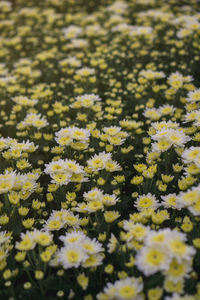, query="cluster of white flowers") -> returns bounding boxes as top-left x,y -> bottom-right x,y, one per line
150,128 -> 190,152
167,71 -> 193,89
139,69 -> 165,80
51,231 -> 104,269
102,126 -> 128,146
18,113 -> 49,129
0,171 -> 39,195
75,67 -> 95,77
71,94 -> 101,109
43,209 -> 81,231
182,147 -> 200,168
87,151 -> 122,172
62,25 -> 82,39
97,276 -> 144,300
44,158 -> 88,185
11,96 -> 38,107
186,88 -> 200,102
55,126 -> 90,148
135,228 -> 195,278
59,56 -> 82,68
16,230 -> 53,251
176,185 -> 200,216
